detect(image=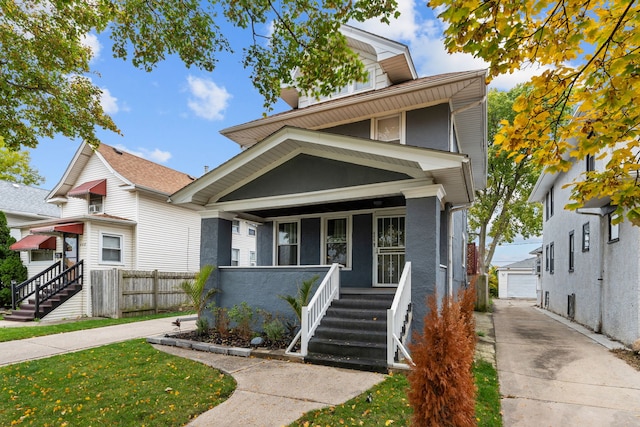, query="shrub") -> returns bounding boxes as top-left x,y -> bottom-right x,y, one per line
179,265 -> 216,317
228,302 -> 256,341
263,318 -> 285,342
278,275 -> 318,327
213,306 -> 230,338
407,284 -> 477,427
195,317 -> 209,336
